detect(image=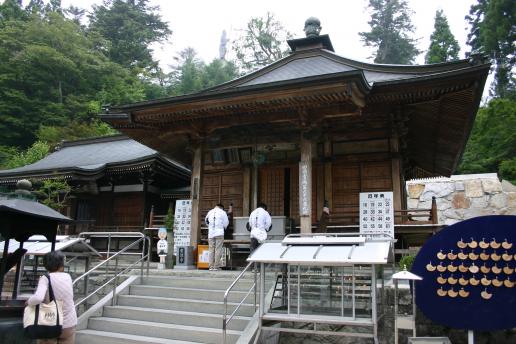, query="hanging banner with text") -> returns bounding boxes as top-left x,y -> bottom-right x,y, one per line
299,162 -> 311,216
173,199 -> 192,255
359,191 -> 394,238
